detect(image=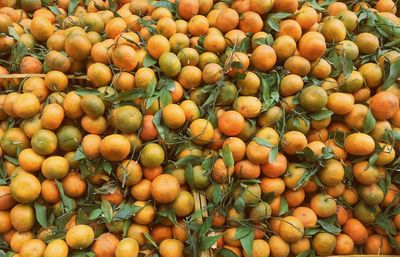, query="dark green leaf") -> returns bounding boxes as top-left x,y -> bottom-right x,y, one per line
383,59 -> 400,89
376,213 -> 396,235
102,160 -> 112,174
222,144 -> 234,168
144,232 -> 158,248
308,0 -> 325,11
234,226 -> 251,240
35,202 -> 48,228
185,162 -> 195,189
363,108 -> 376,133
